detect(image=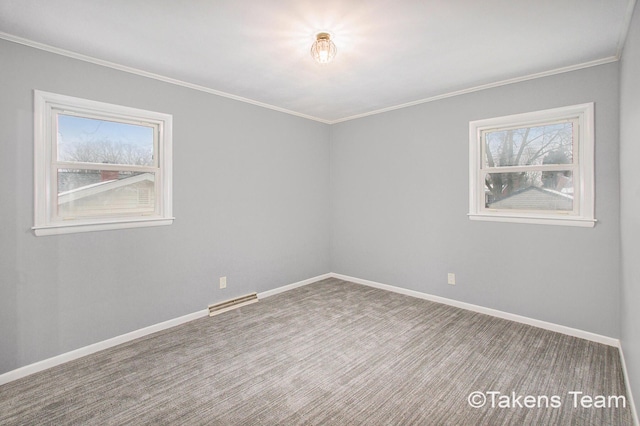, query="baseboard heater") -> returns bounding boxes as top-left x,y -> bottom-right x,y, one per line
208,293 -> 258,317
